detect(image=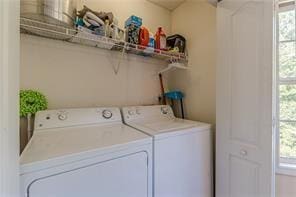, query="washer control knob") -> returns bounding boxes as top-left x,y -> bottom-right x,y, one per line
102,110 -> 112,119
128,110 -> 135,115
58,113 -> 67,121
161,107 -> 169,115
